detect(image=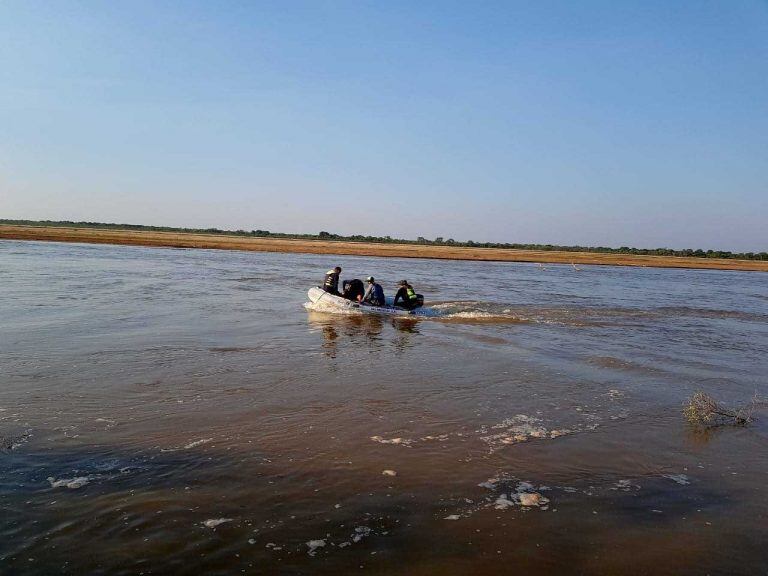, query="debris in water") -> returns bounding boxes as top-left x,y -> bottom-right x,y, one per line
519,493 -> 545,507
382,469 -> 397,477
444,514 -> 461,520
684,392 -> 766,427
